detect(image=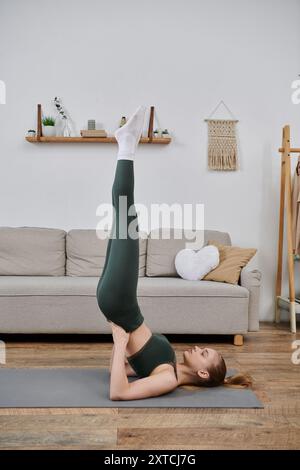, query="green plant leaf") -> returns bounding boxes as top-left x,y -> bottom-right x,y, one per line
42,116 -> 55,126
